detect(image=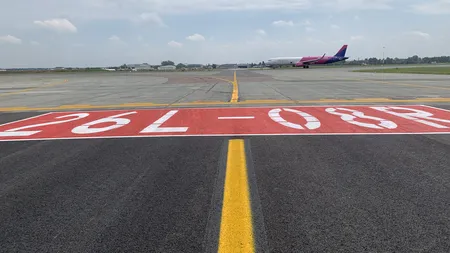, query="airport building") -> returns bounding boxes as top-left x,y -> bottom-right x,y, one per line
186,64 -> 203,69
128,63 -> 155,71
158,65 -> 176,71
218,64 -> 237,69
